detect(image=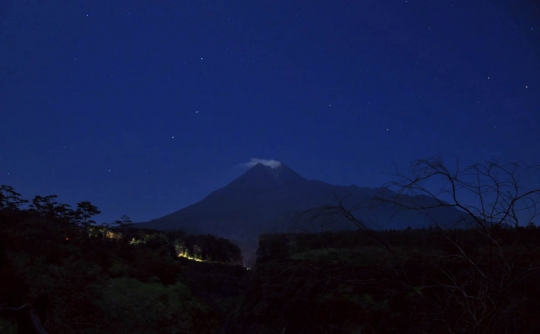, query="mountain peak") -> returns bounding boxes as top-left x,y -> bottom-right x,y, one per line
238,162 -> 305,185
140,160 -> 470,263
